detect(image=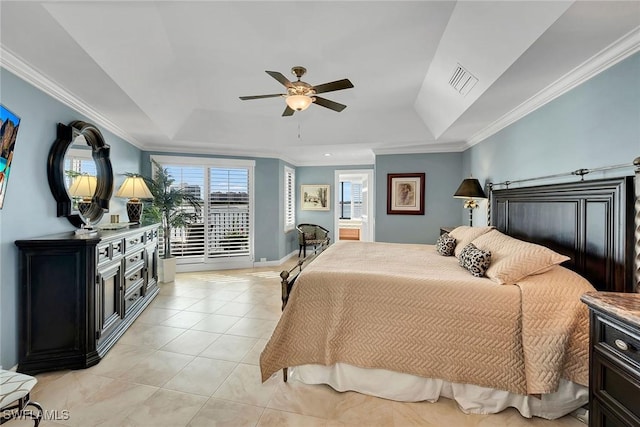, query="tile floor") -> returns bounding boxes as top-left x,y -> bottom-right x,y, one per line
18,262 -> 585,426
